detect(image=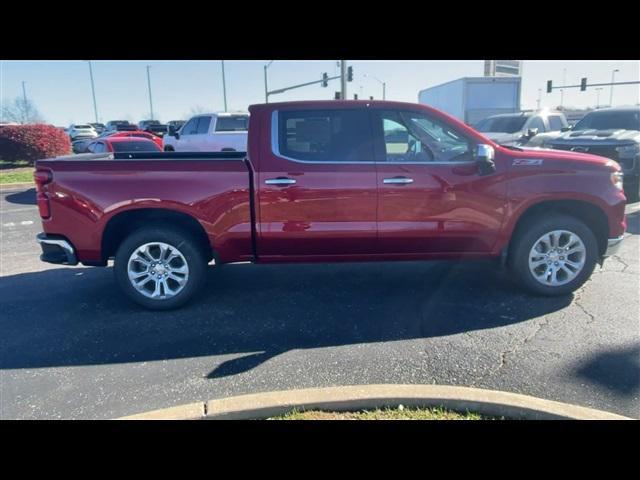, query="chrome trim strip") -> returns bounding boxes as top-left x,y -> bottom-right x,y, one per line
36,233 -> 78,265
265,178 -> 296,185
603,235 -> 625,257
383,177 -> 414,184
270,110 -> 477,166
